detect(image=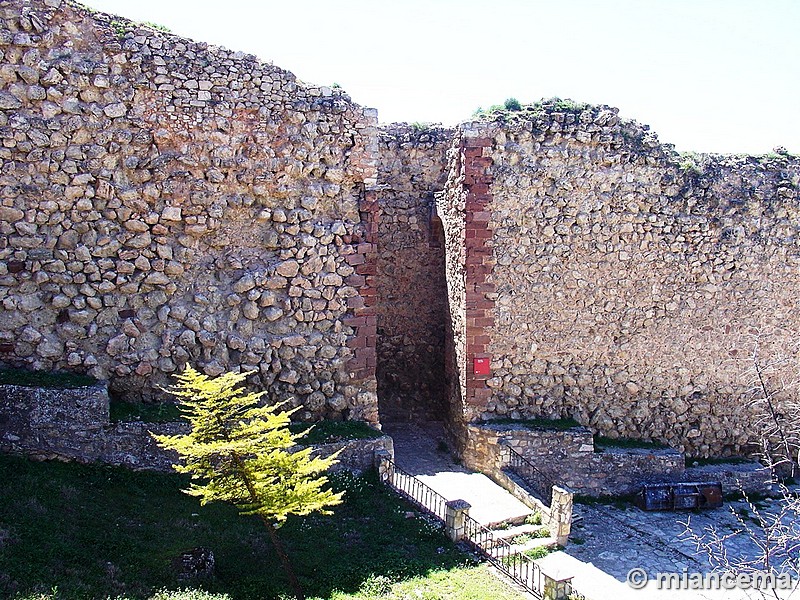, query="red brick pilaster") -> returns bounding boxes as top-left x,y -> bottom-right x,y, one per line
344,188 -> 379,383
463,136 -> 495,418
